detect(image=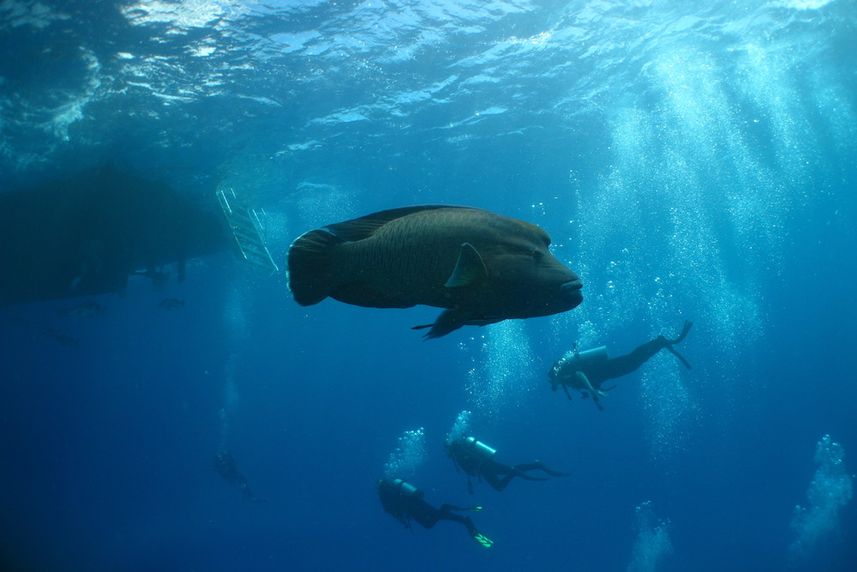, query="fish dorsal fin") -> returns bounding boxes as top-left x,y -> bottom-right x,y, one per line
323,205 -> 465,242
445,242 -> 487,288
